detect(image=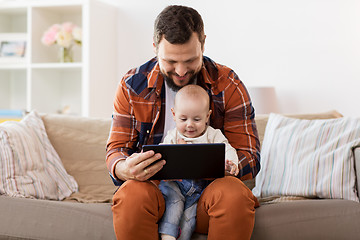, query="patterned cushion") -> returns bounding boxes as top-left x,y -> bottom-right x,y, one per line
0,111 -> 78,200
252,113 -> 360,202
